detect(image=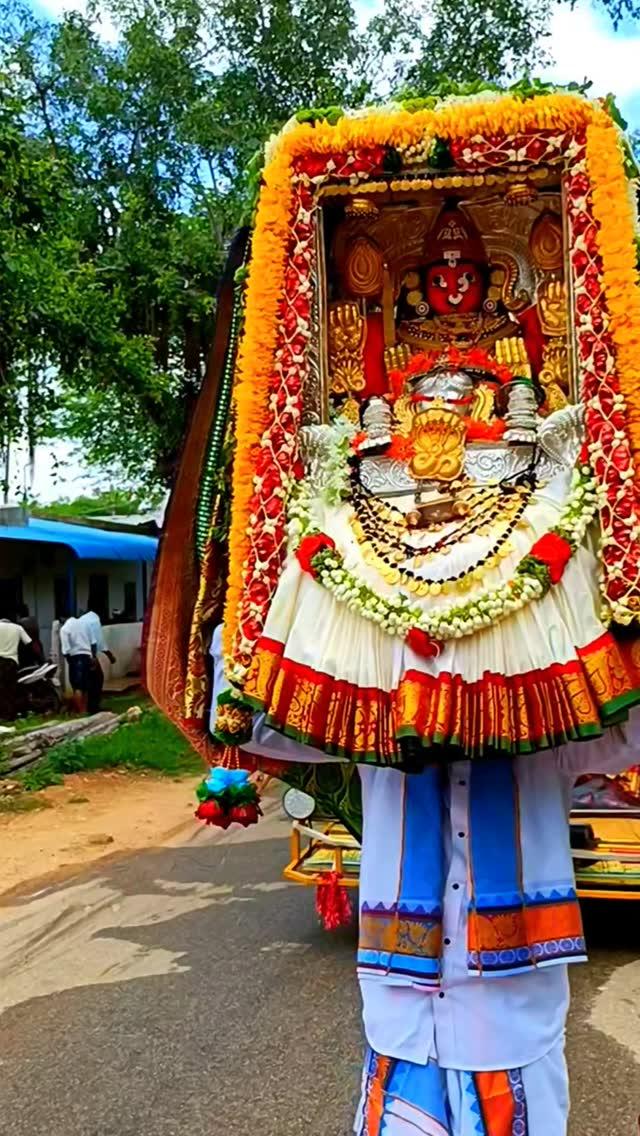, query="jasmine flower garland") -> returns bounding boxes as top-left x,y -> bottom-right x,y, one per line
293,466 -> 598,646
